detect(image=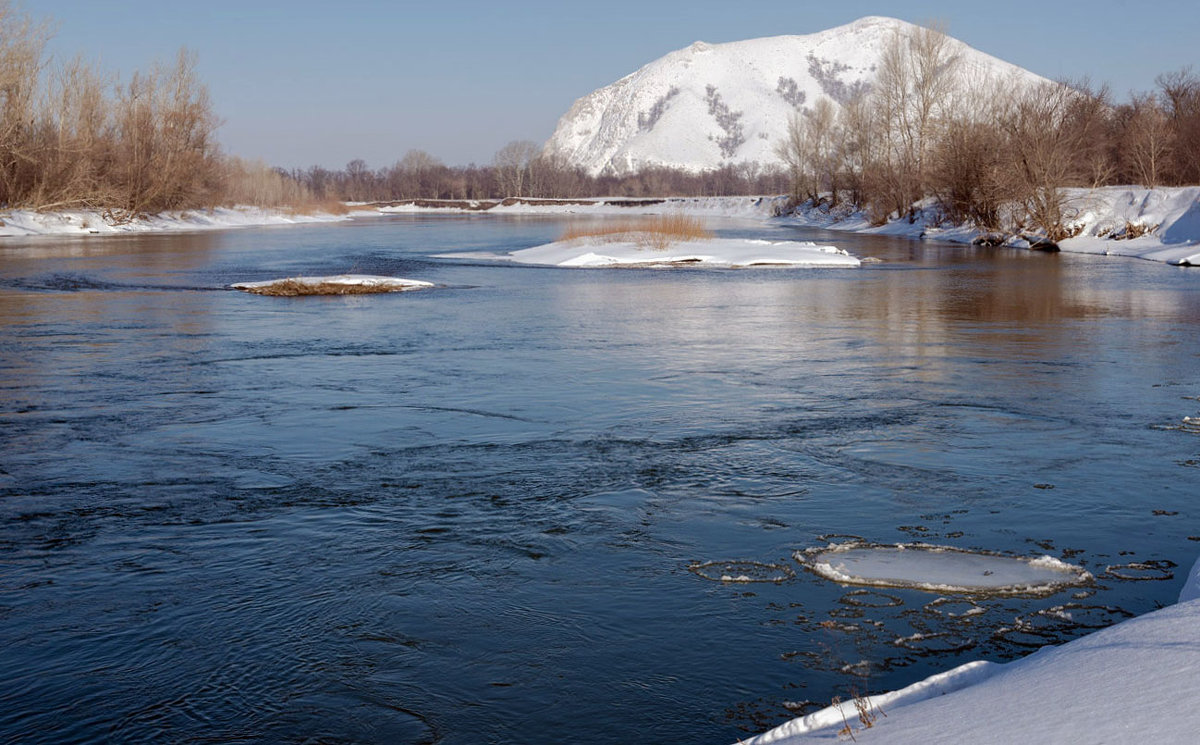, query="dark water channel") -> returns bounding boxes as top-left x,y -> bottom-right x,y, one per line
1,214 -> 1198,744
